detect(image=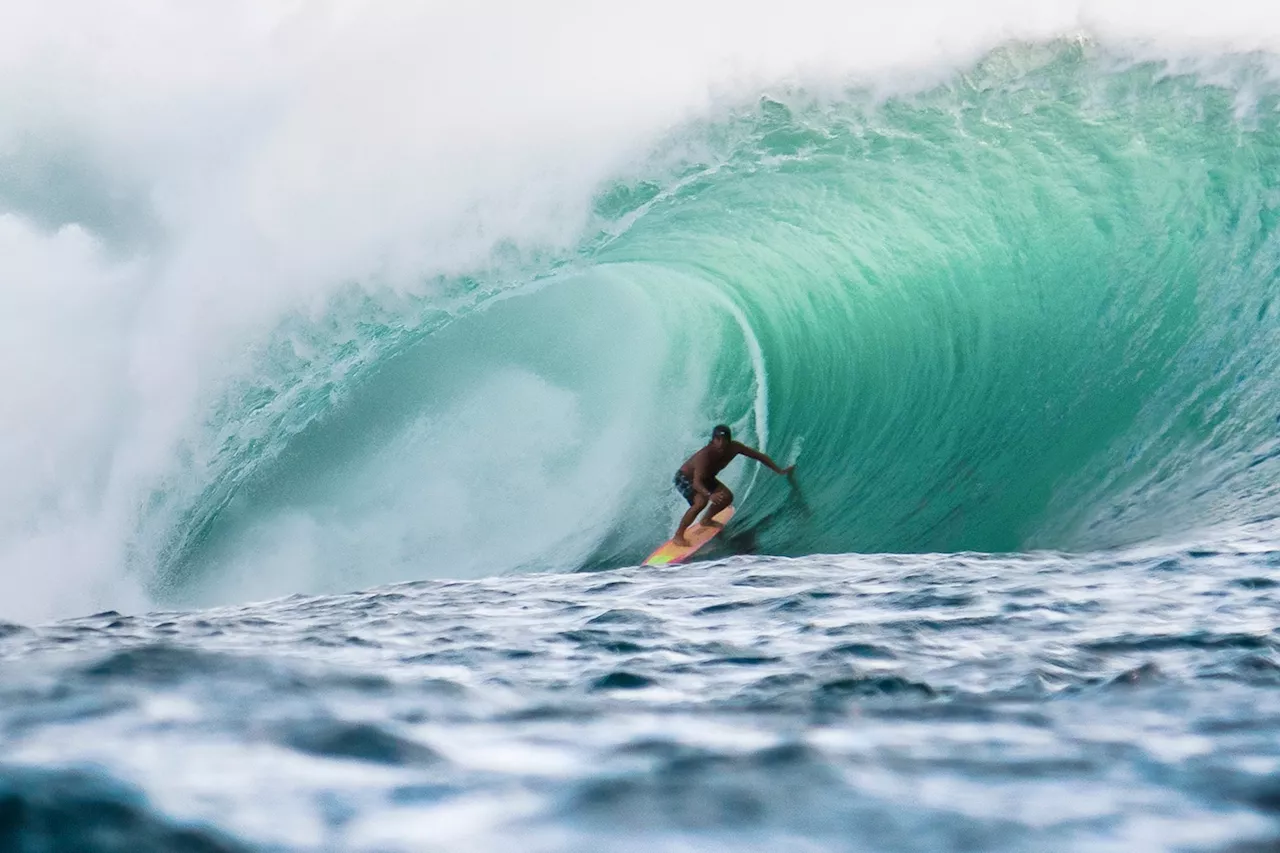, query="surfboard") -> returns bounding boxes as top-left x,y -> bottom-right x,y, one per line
643,506 -> 735,567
